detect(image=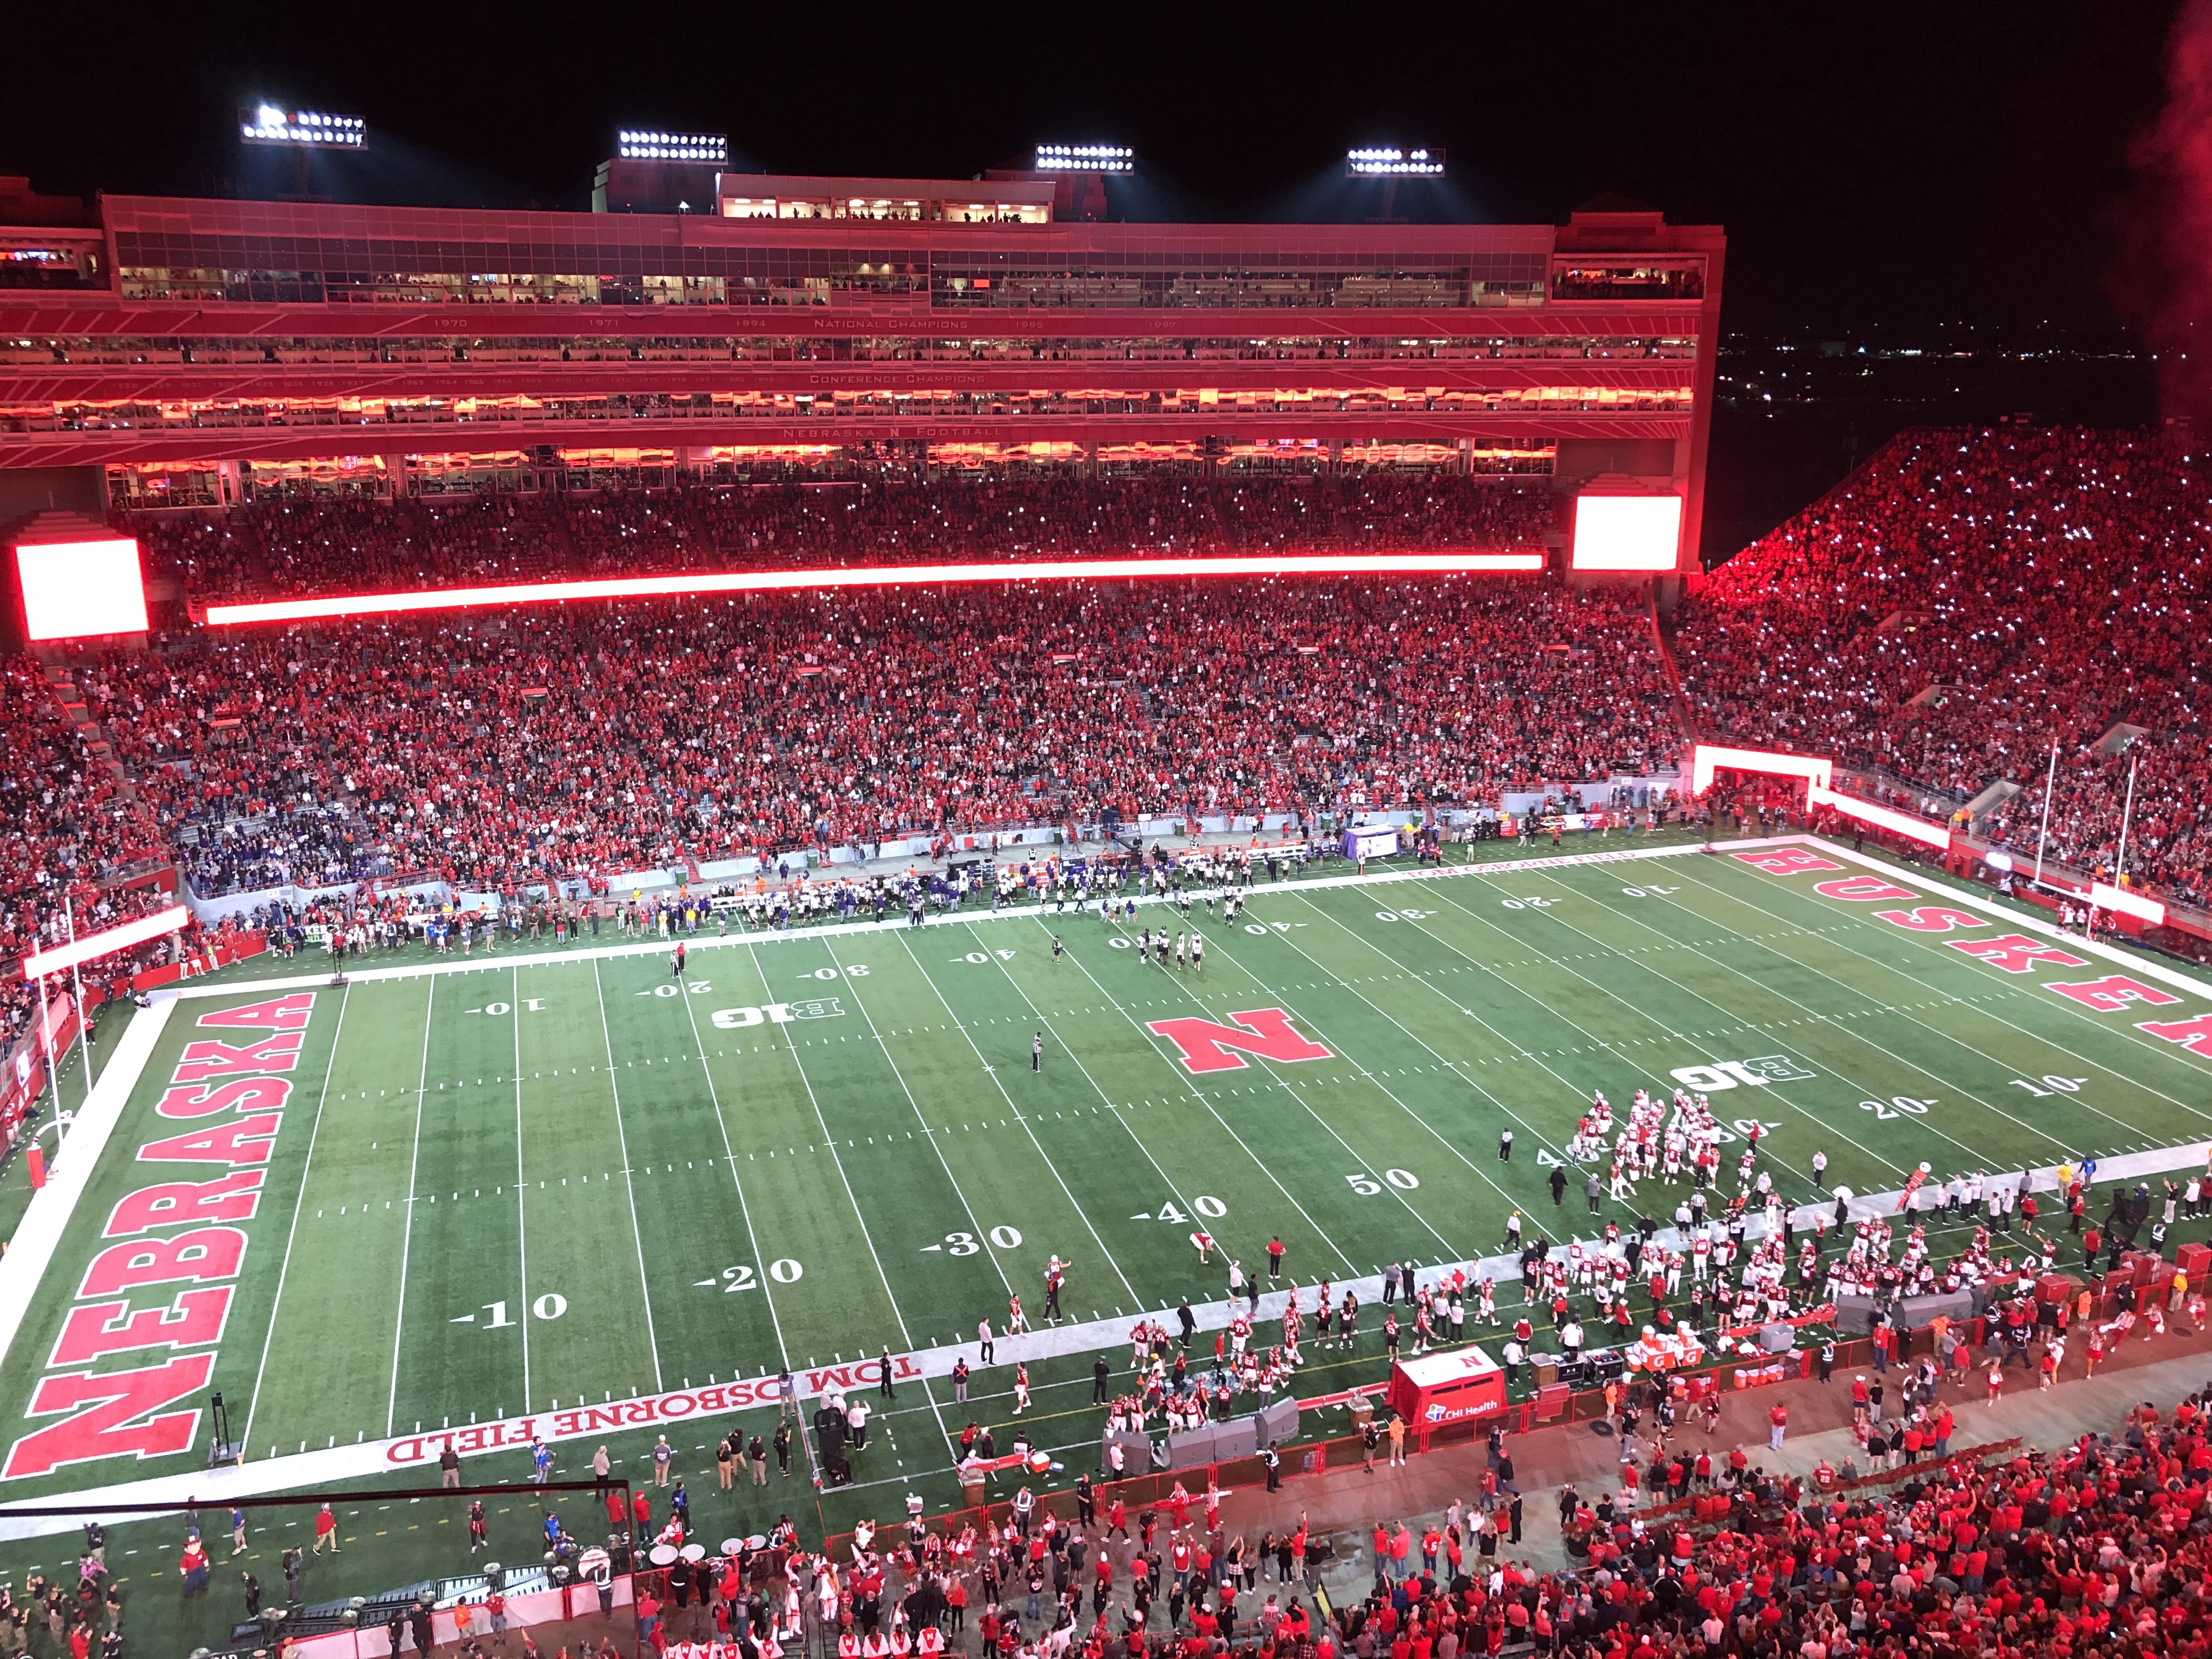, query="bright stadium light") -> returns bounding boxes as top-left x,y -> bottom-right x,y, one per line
1806,783 -> 1951,851
1571,494 -> 1683,572
15,537 -> 148,640
1688,743 -> 1834,797
204,551 -> 1545,628
1034,144 -> 1134,173
21,905 -> 190,983
2090,879 -> 2166,926
239,105 -> 366,148
1346,146 -> 1445,177
617,130 -> 727,163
